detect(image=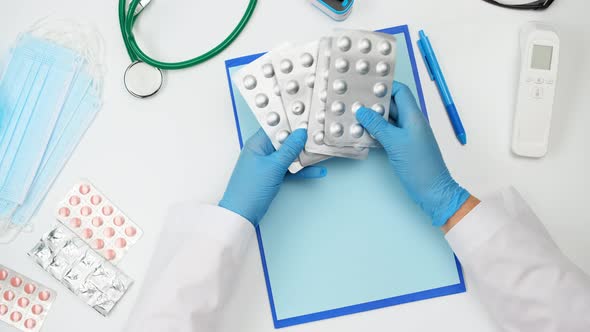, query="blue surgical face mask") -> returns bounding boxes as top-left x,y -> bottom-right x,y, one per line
0,35 -> 82,214
9,71 -> 101,227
